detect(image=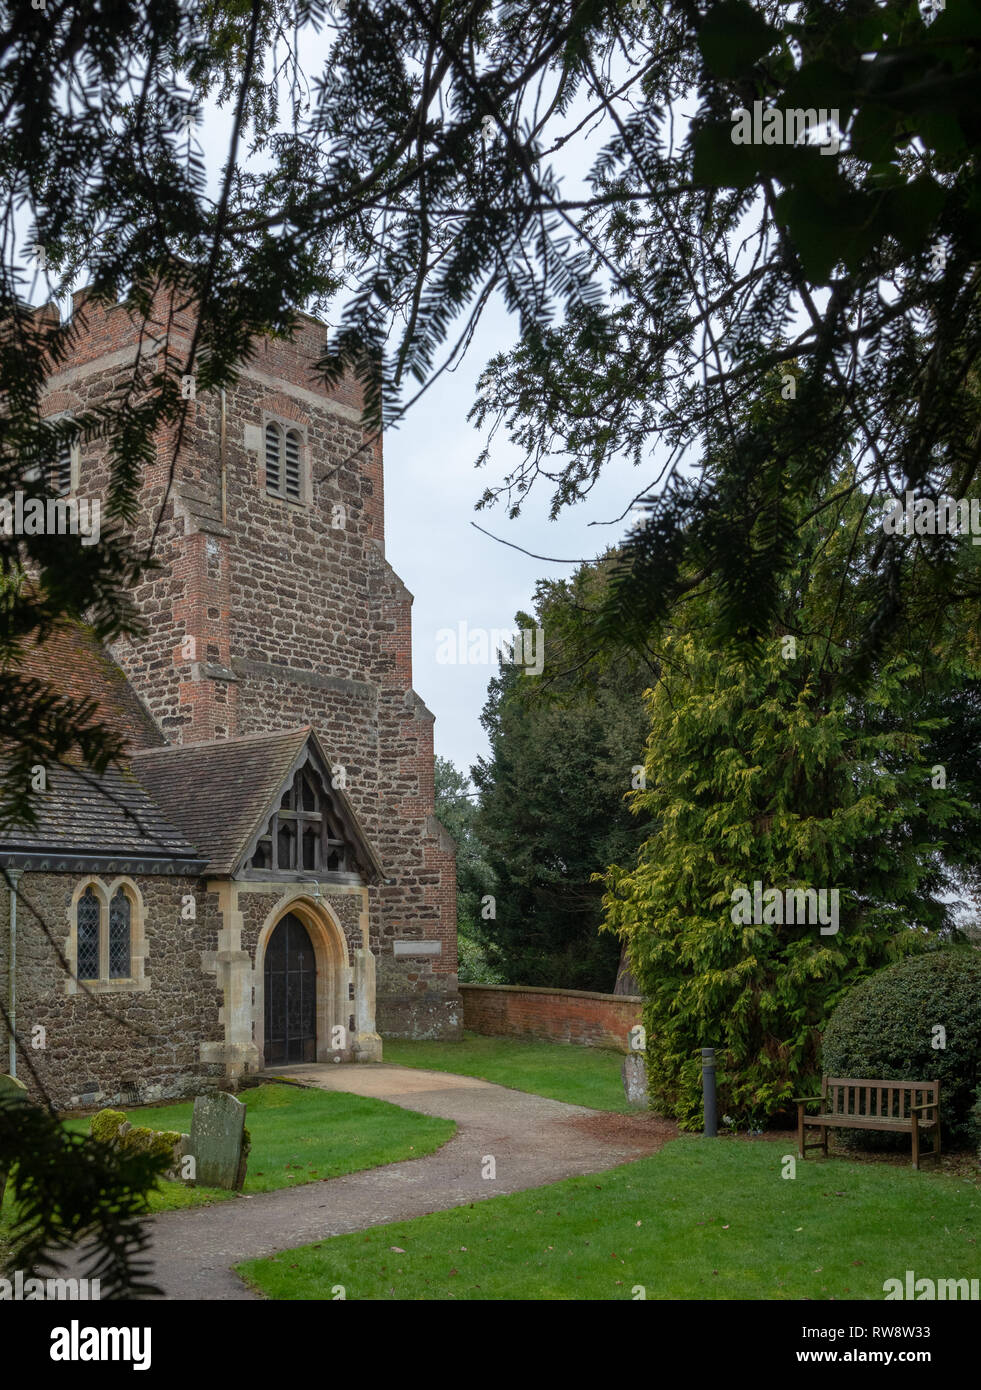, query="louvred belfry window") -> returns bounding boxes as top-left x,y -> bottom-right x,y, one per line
53,435 -> 73,495
29,421 -> 77,493
264,421 -> 303,502
249,764 -> 353,874
283,429 -> 301,500
264,422 -> 281,494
